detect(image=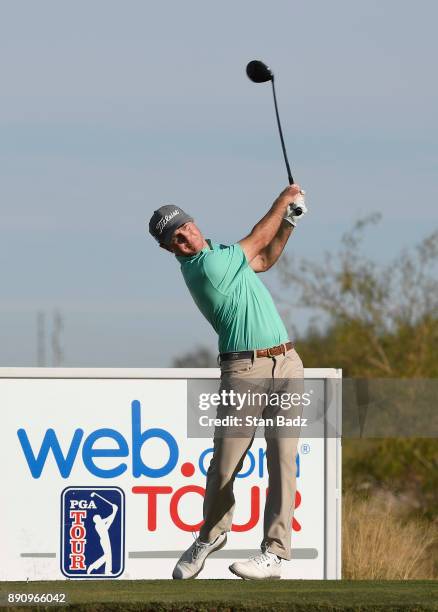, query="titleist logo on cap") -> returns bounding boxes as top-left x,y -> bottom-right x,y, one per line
156,208 -> 180,235
148,205 -> 193,245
